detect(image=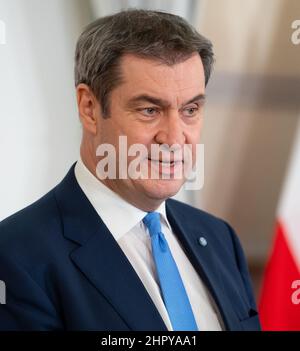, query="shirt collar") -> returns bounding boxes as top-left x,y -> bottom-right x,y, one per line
74,158 -> 171,241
